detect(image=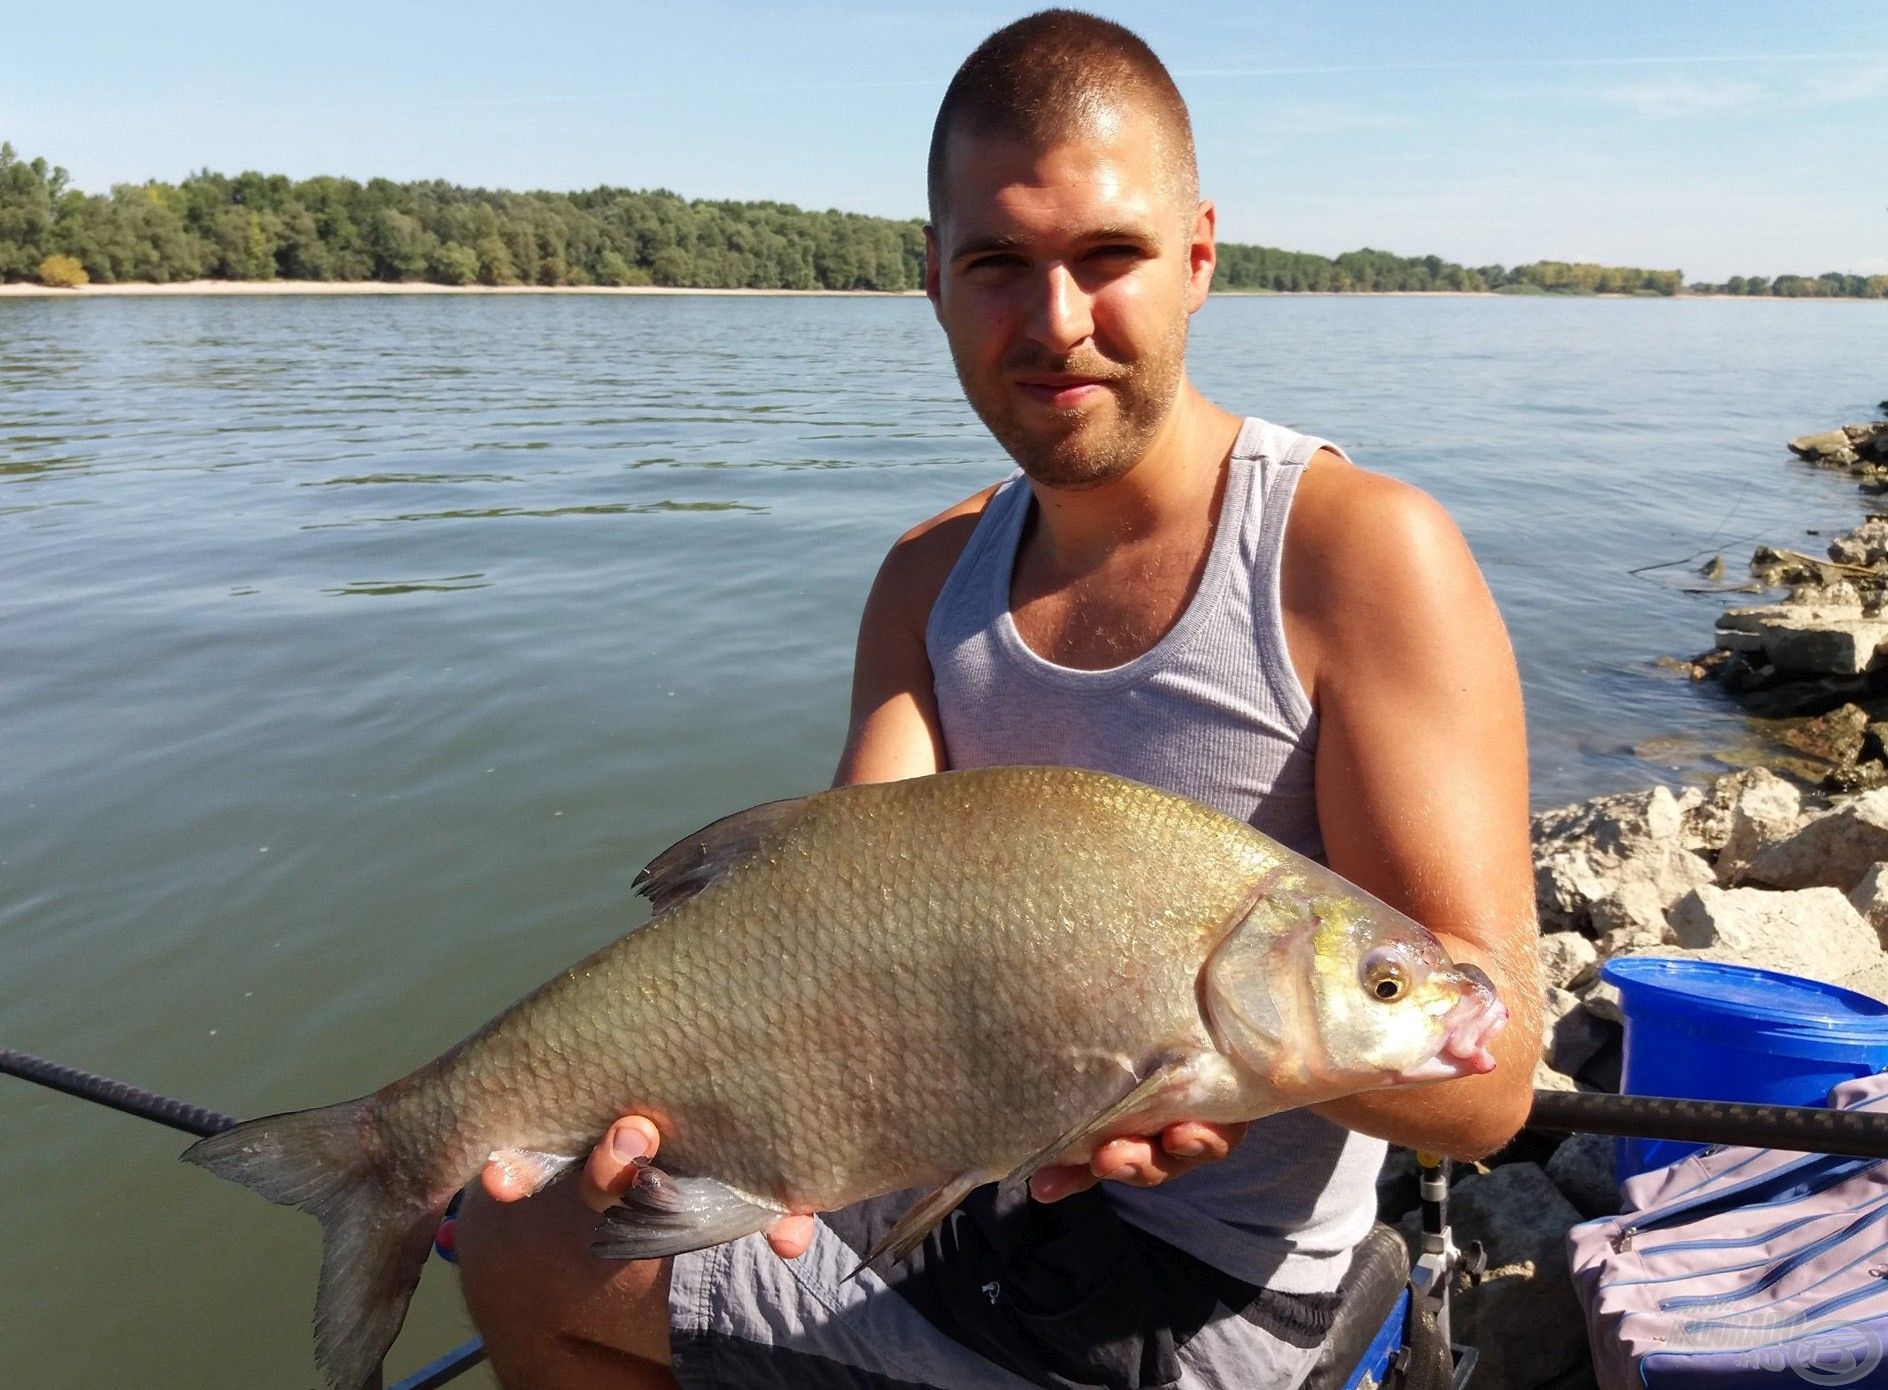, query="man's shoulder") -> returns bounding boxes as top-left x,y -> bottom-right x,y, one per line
1287,449 -> 1468,593
1282,448 -> 1482,659
877,480 -> 1007,595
